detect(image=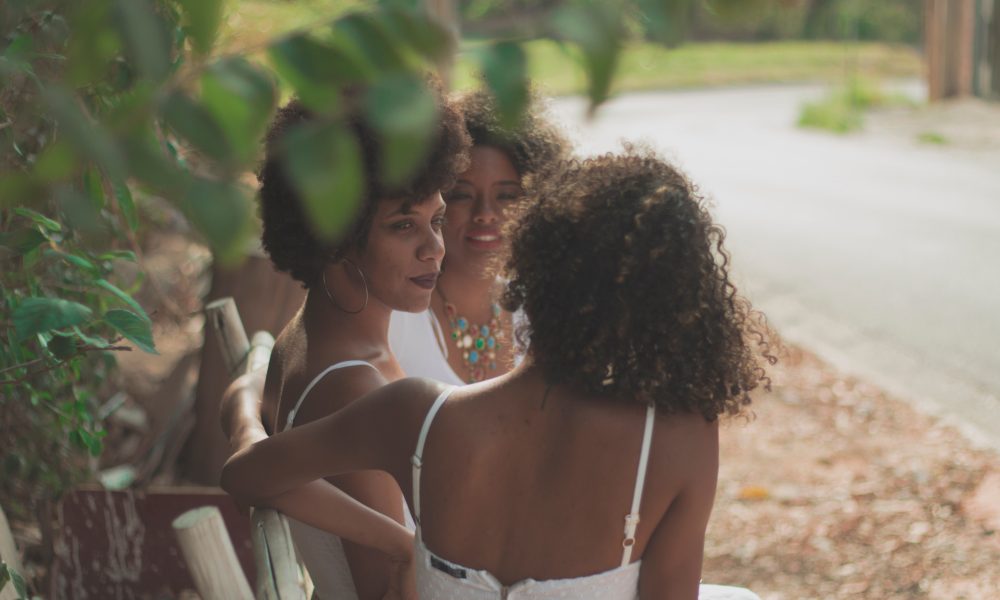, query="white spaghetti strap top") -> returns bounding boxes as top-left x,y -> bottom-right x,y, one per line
409,390 -> 655,599
282,359 -> 407,600
282,359 -> 379,431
